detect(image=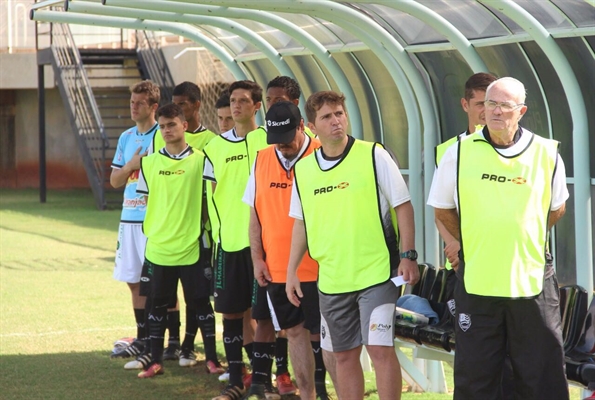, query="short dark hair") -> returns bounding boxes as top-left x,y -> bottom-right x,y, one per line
172,81 -> 201,102
215,89 -> 230,109
305,91 -> 346,123
157,103 -> 185,121
130,80 -> 160,105
266,76 -> 301,101
229,80 -> 263,104
464,72 -> 498,100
